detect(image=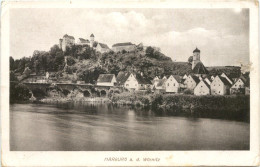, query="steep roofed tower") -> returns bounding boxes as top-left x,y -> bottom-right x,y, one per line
192,47 -> 201,70
90,33 -> 95,47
